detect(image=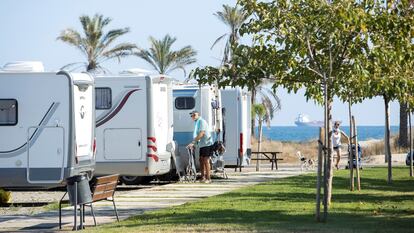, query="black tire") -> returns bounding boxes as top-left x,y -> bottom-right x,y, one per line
120,176 -> 152,185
